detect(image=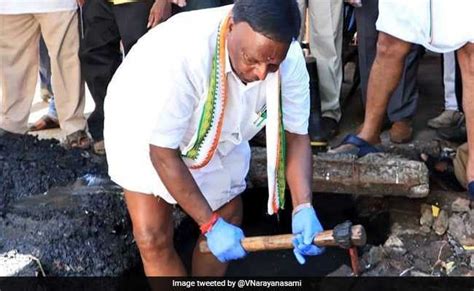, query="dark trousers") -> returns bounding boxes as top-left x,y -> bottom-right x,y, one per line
455,54 -> 463,112
79,0 -> 153,140
355,0 -> 424,122
39,37 -> 52,93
